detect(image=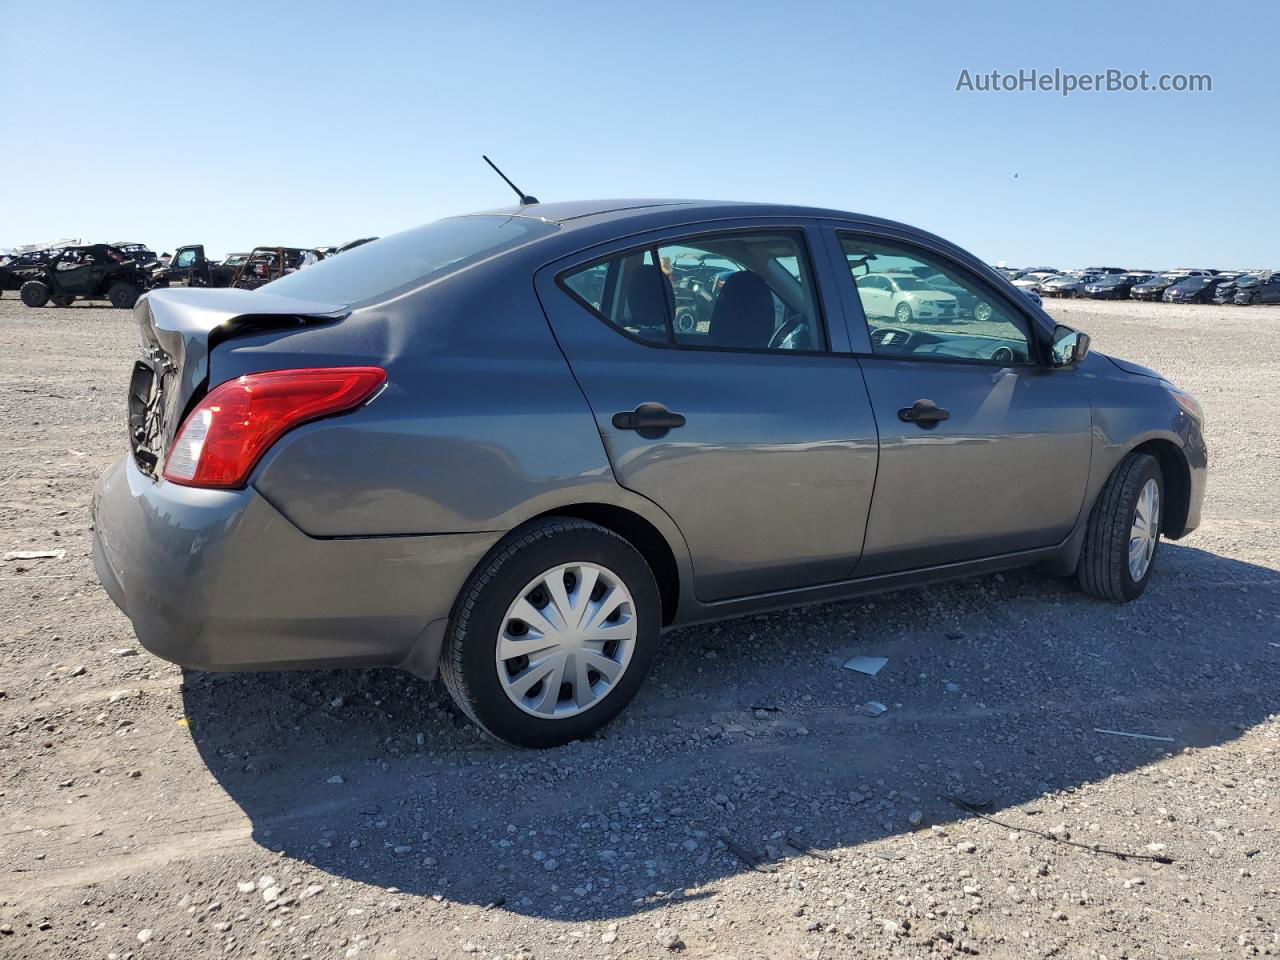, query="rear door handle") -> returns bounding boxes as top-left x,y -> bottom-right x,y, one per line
612,402 -> 686,432
898,399 -> 950,424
